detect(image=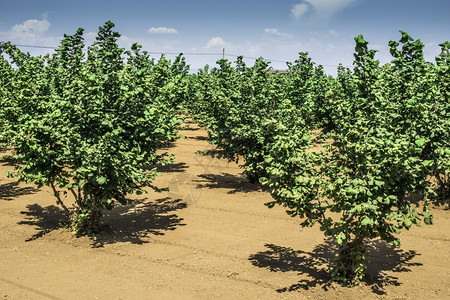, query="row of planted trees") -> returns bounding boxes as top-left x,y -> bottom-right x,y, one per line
0,21 -> 189,234
0,22 -> 448,286
184,32 -> 449,285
